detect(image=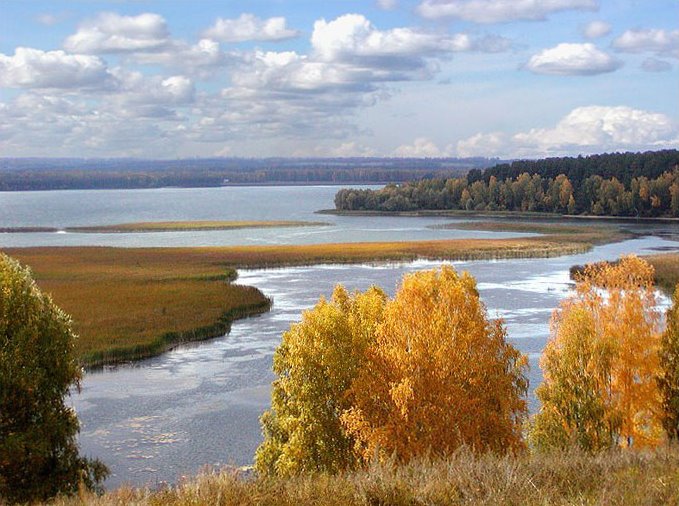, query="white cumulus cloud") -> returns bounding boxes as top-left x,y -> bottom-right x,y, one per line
311,14 -> 473,63
202,14 -> 299,43
393,137 -> 449,157
457,105 -> 677,158
525,42 -> 621,75
582,20 -> 611,39
64,12 -> 171,53
416,0 -> 598,23
613,29 -> 679,59
0,47 -> 114,89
